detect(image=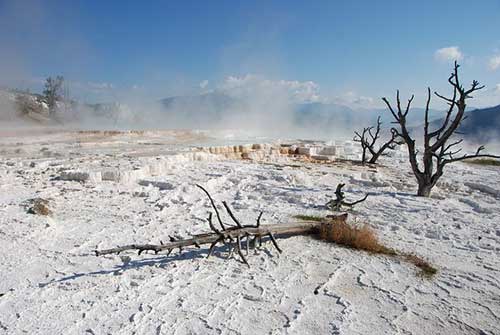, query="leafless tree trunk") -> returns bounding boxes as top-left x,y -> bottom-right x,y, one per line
354,116 -> 400,164
353,127 -> 369,163
382,62 -> 500,197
